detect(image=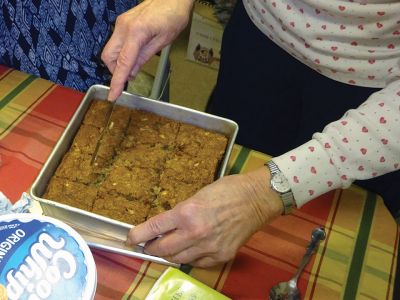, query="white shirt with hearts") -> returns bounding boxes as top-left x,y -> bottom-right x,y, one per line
243,0 -> 400,206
